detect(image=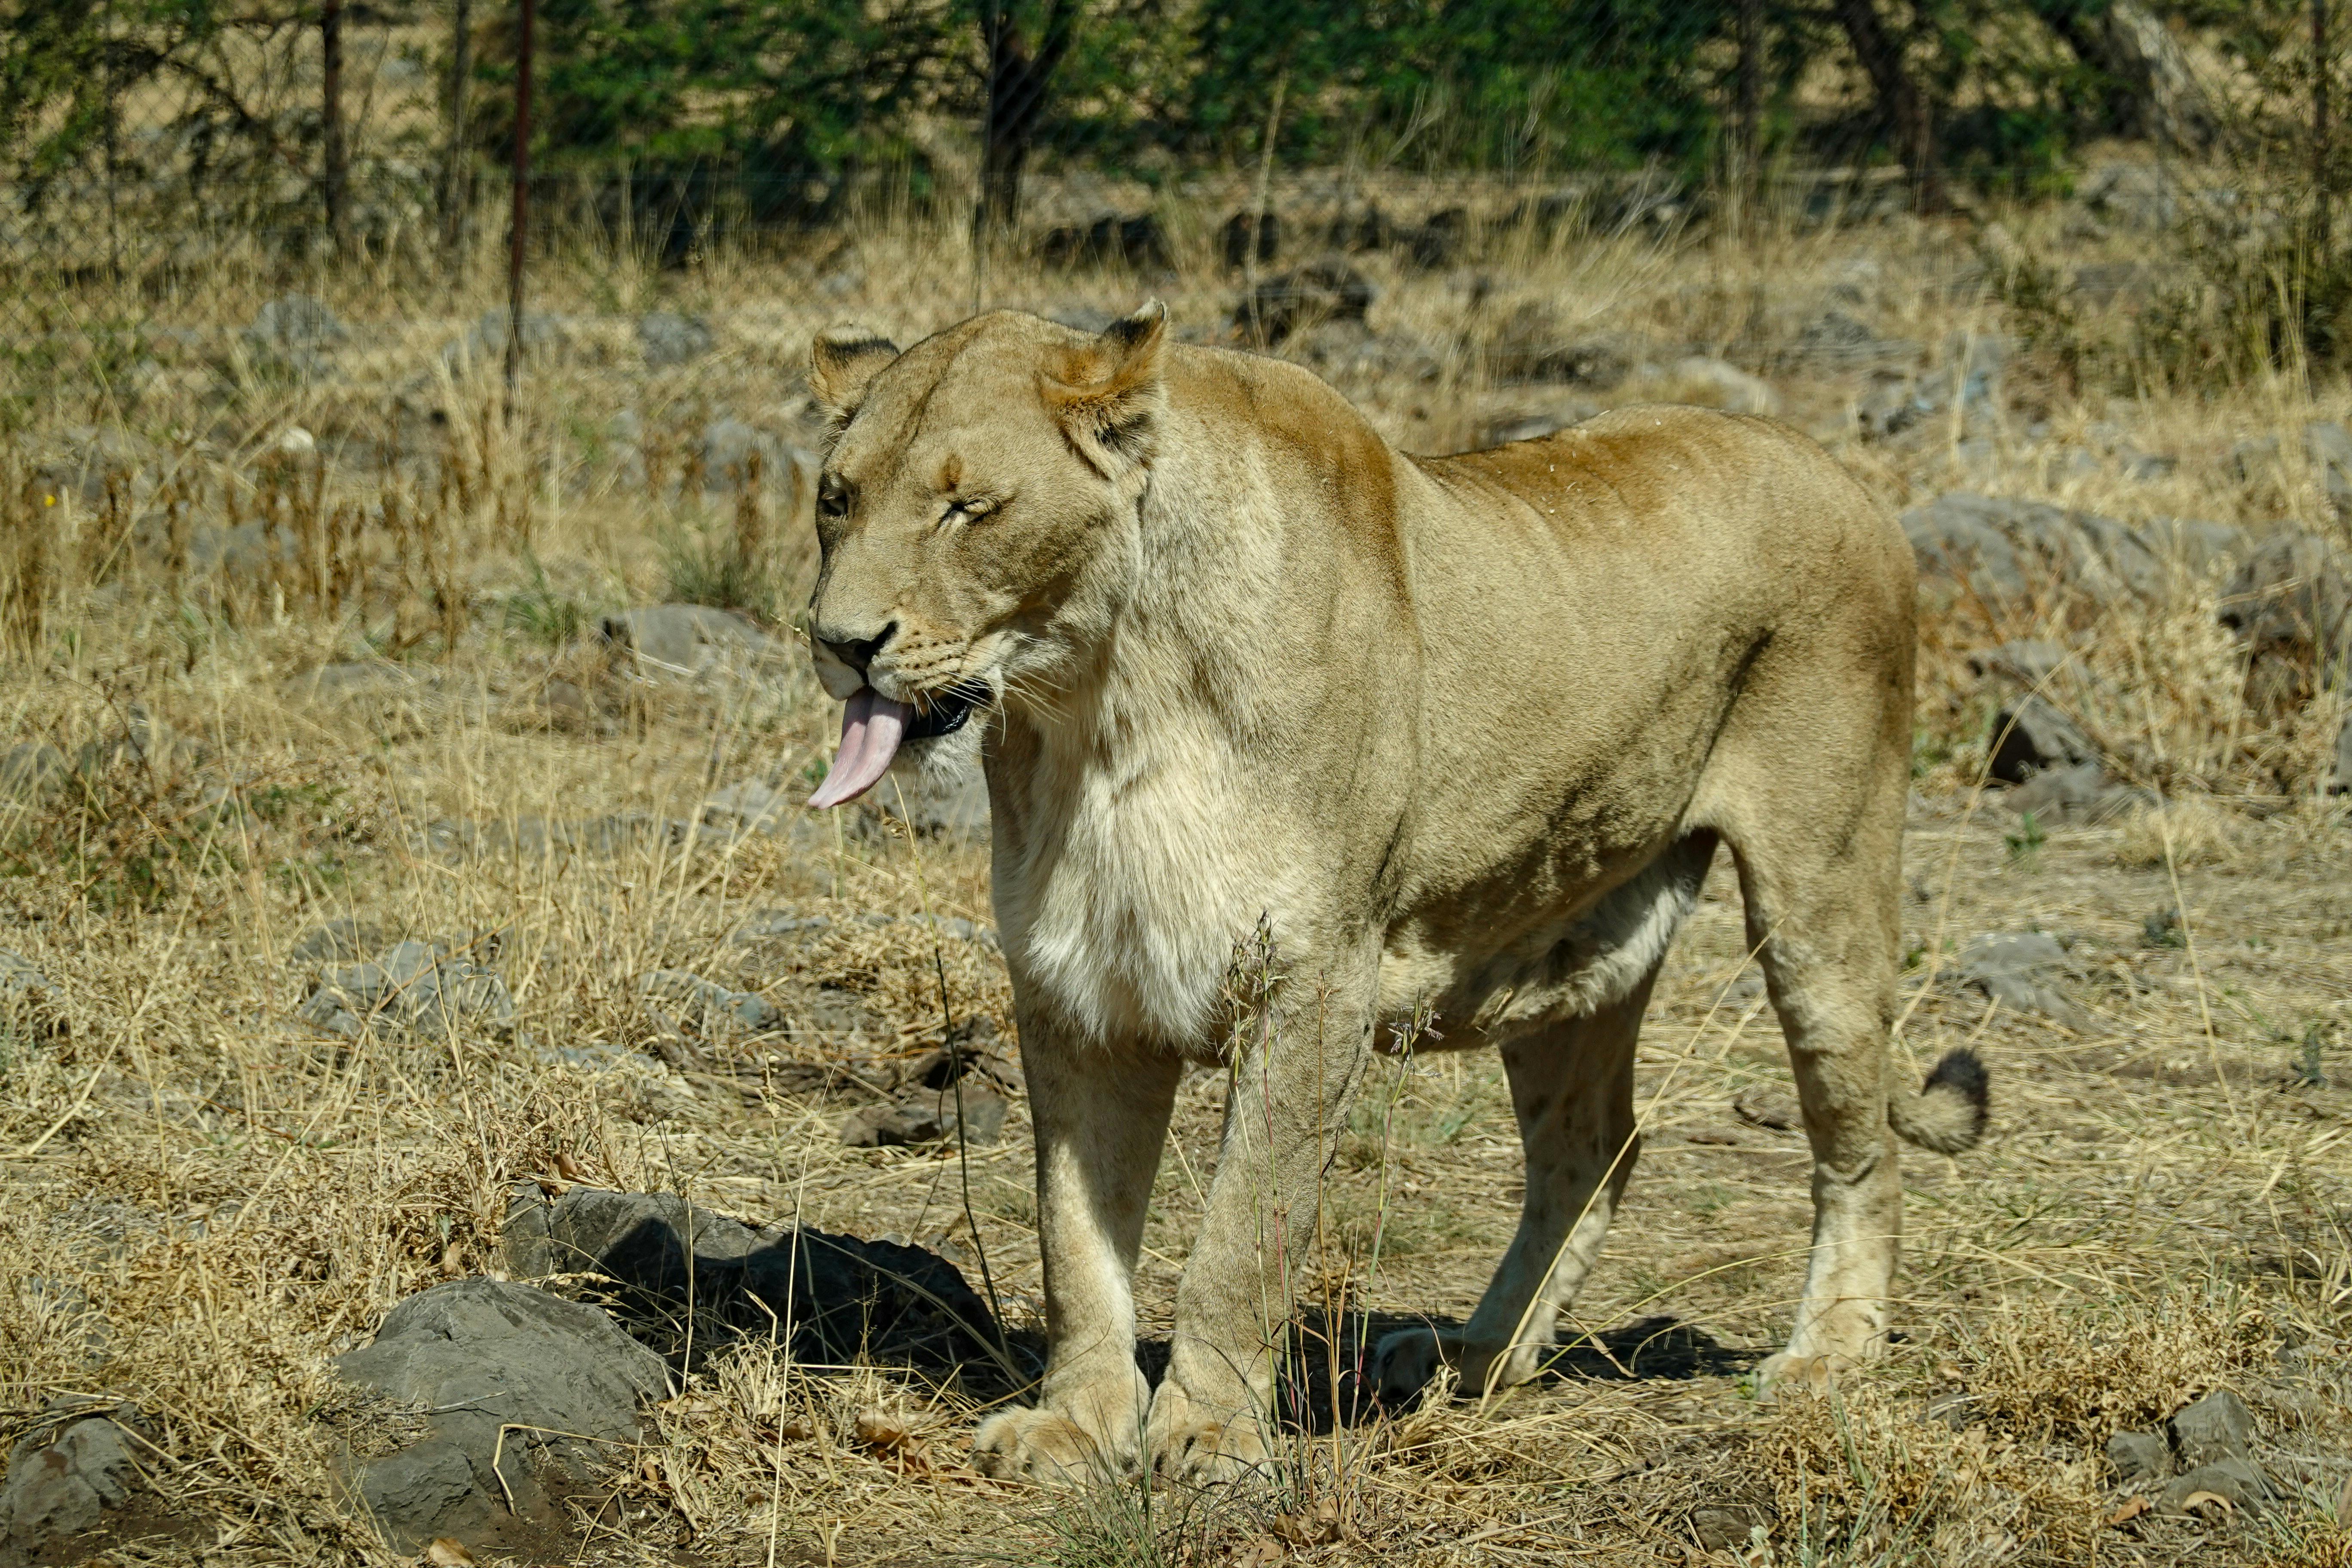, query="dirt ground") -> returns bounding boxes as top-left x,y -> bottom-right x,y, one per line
4,186 -> 2352,1568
